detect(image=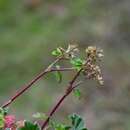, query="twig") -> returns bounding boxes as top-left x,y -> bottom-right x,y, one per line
1,57 -> 75,108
